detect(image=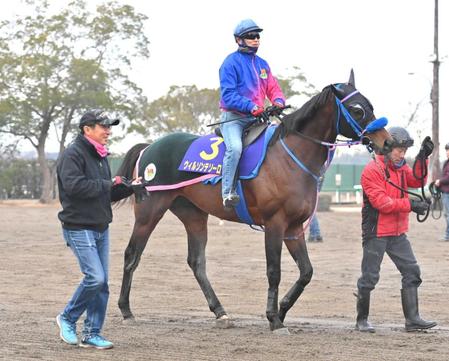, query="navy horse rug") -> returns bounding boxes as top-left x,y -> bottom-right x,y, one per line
136,125 -> 277,191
